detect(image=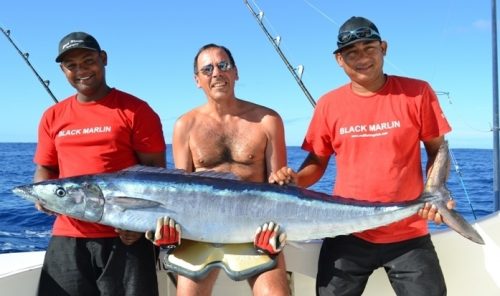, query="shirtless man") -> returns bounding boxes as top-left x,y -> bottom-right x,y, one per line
149,44 -> 290,295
